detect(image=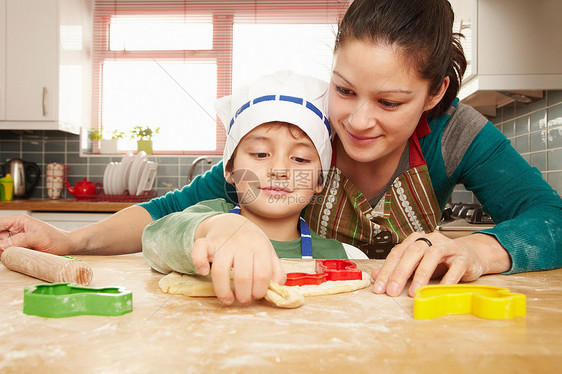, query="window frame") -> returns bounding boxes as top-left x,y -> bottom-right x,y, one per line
92,1 -> 347,155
